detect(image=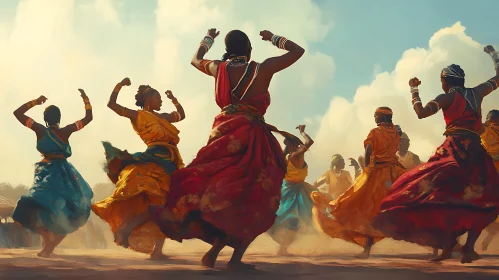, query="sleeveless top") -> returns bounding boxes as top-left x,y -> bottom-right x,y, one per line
284,156 -> 308,183
443,87 -> 482,134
